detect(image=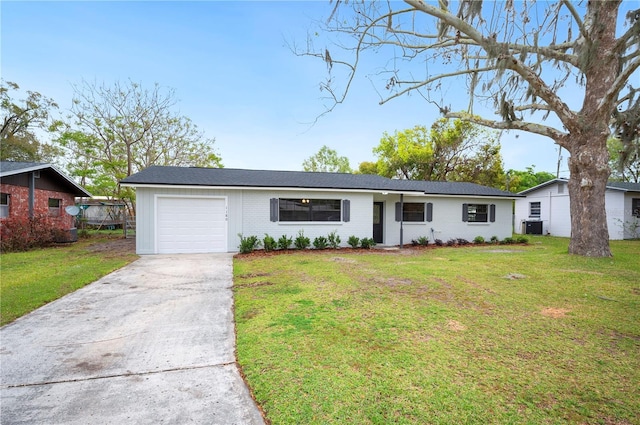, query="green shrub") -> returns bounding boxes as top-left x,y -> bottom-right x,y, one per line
360,237 -> 376,249
347,236 -> 360,248
501,237 -> 515,245
490,235 -> 499,244
313,236 -> 328,250
412,236 -> 429,246
263,234 -> 277,252
327,230 -> 341,249
516,236 -> 529,244
294,230 -> 311,250
473,236 -> 485,244
277,234 -> 293,250
0,214 -> 60,252
238,234 -> 261,254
